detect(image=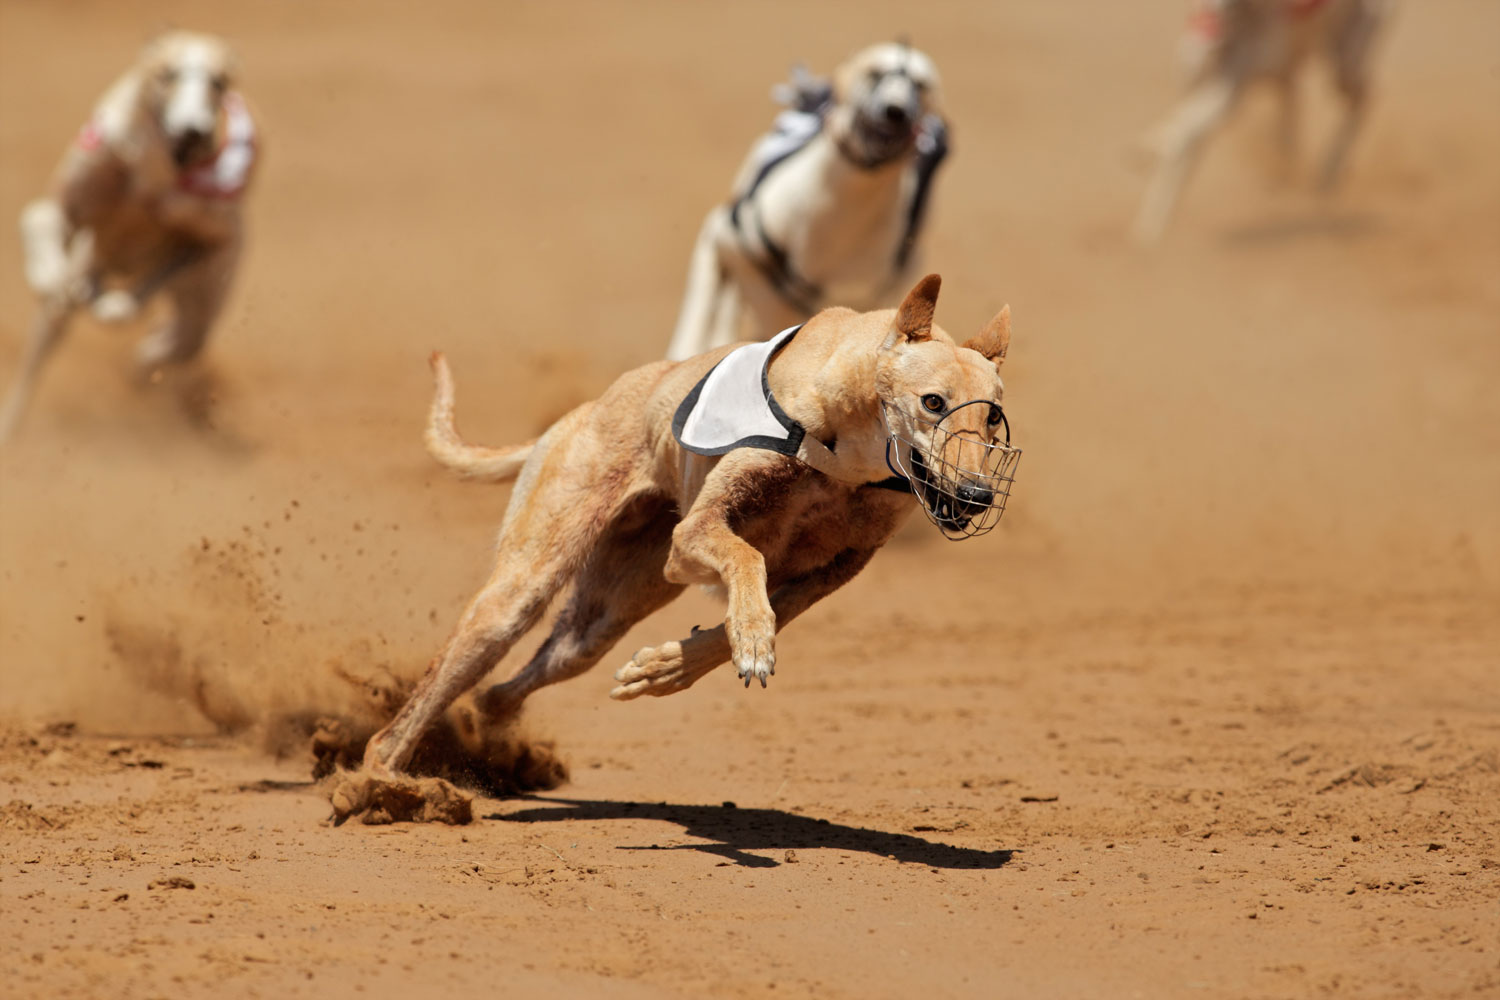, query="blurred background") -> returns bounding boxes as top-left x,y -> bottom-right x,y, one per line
0,0 -> 1495,727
